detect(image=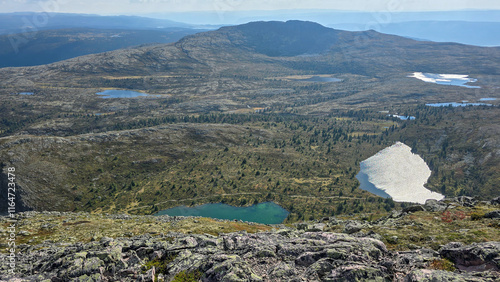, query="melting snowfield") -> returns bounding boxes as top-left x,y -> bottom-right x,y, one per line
409,72 -> 480,88
389,114 -> 416,121
357,142 -> 444,204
